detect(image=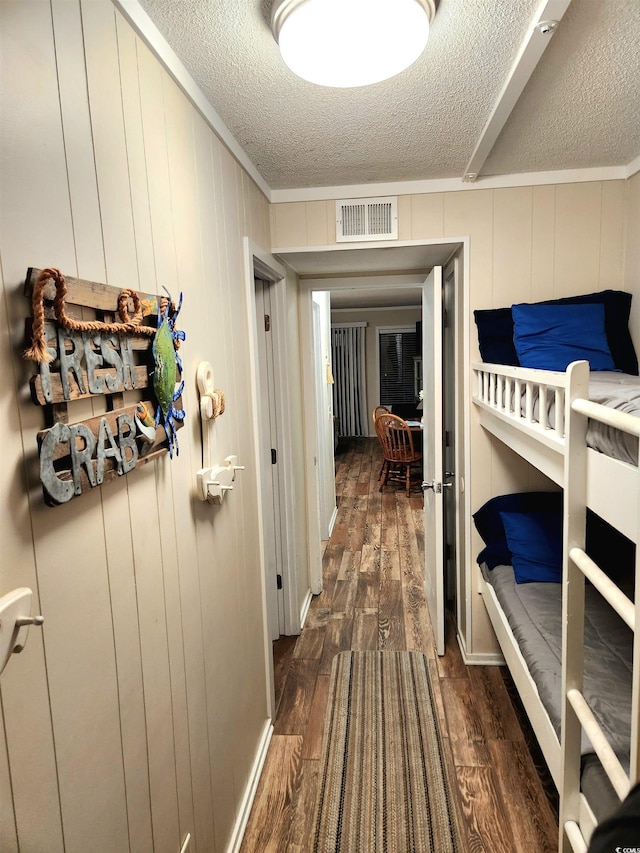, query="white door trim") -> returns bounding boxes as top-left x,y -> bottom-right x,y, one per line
290,237 -> 471,645
243,238 -> 299,719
